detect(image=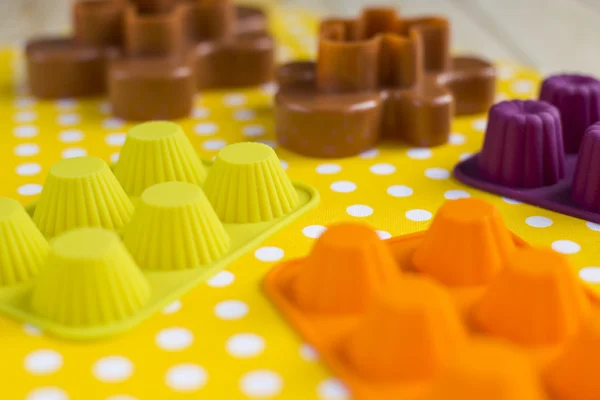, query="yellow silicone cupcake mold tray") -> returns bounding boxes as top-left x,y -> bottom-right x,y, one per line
0,121 -> 319,340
